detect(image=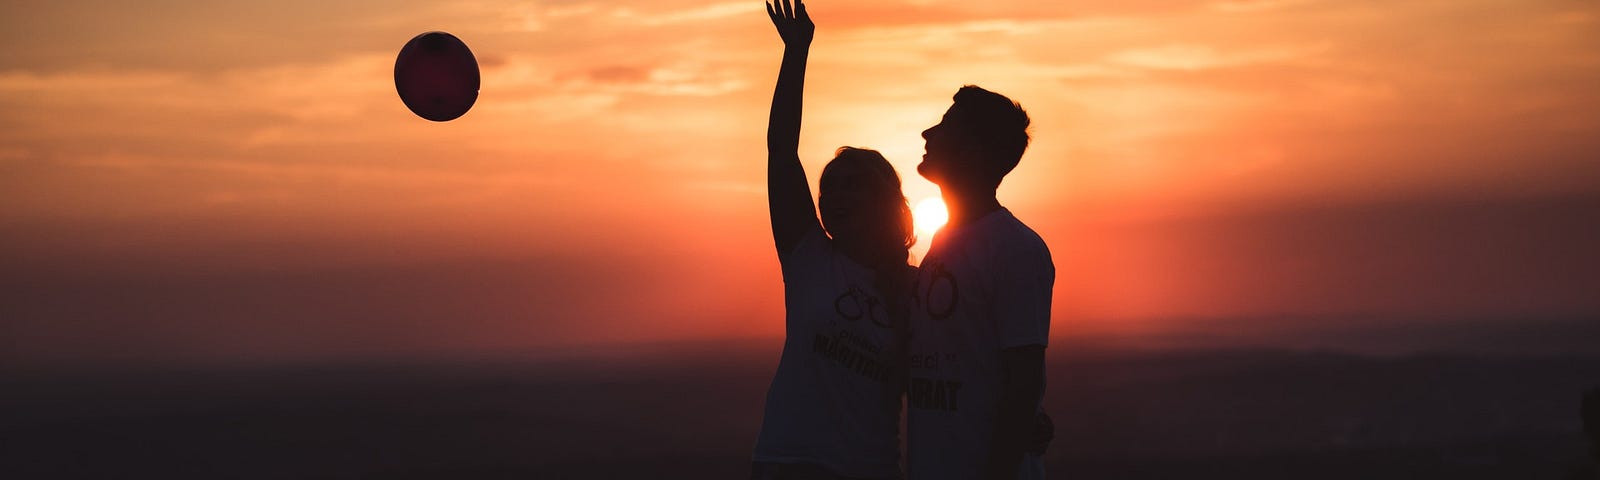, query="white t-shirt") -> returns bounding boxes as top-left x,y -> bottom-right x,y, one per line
752,227 -> 905,478
906,208 -> 1054,480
